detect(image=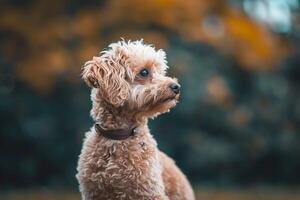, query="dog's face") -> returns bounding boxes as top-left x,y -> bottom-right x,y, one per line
82,40 -> 180,118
